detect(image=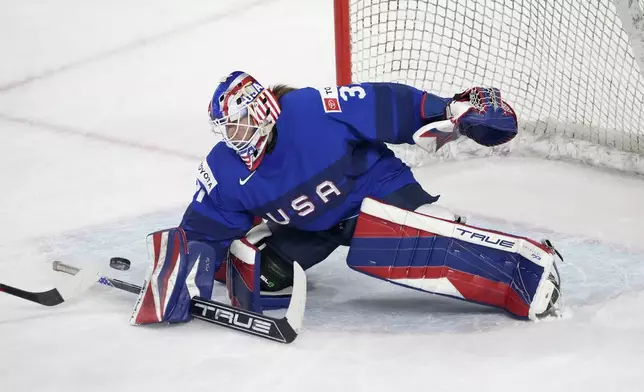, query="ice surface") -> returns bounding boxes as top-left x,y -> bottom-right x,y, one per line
1,1 -> 643,391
